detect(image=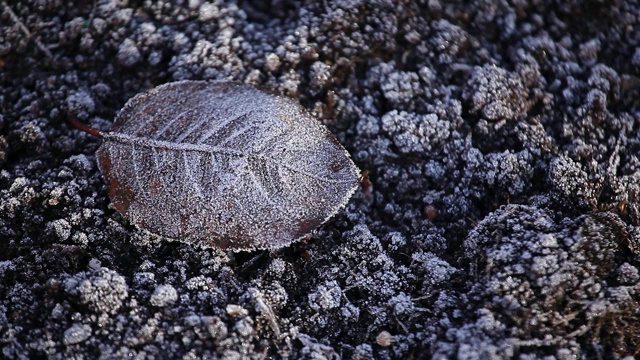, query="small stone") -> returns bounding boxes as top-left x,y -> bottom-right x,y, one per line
63,323 -> 92,345
376,330 -> 393,347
